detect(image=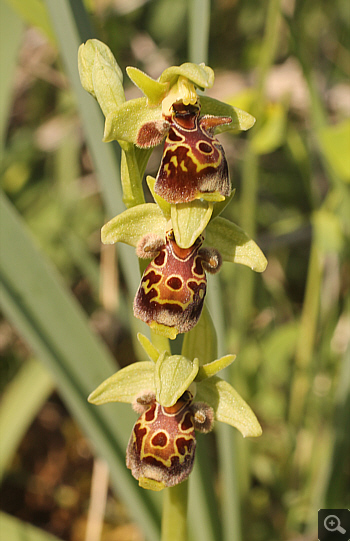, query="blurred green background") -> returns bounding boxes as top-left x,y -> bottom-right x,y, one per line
0,1 -> 349,541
